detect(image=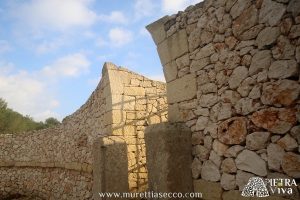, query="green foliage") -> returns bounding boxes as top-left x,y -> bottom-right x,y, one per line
0,98 -> 61,134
